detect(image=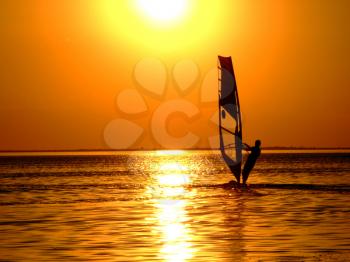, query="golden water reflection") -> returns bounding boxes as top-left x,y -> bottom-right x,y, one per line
150,155 -> 196,261
156,199 -> 194,261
